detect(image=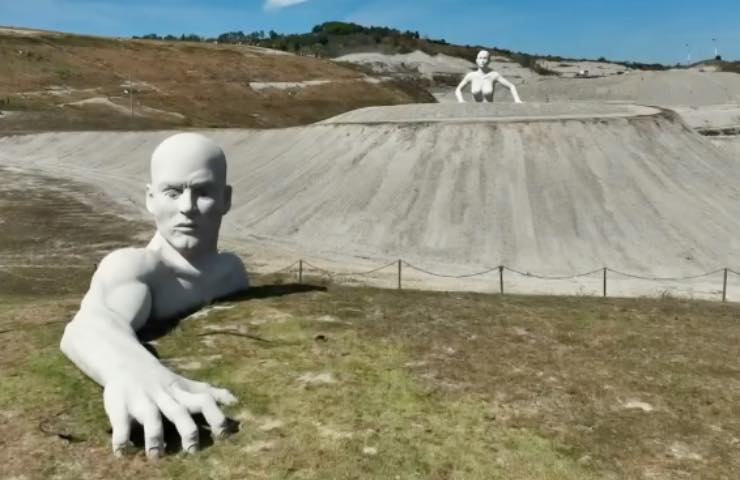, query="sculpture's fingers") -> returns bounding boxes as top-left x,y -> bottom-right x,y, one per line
174,389 -> 228,438
154,393 -> 199,453
180,378 -> 238,405
130,398 -> 164,460
208,387 -> 238,406
103,388 -> 131,457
